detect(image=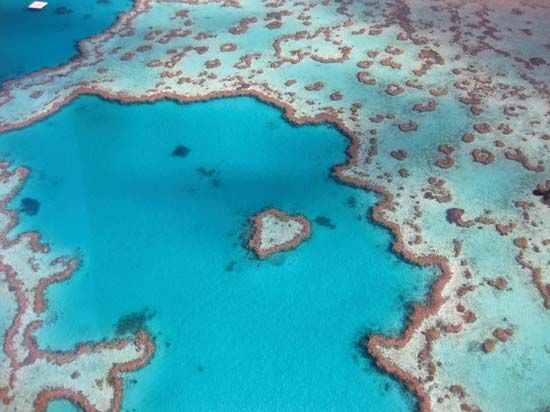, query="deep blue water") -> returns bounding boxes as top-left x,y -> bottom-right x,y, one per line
0,95 -> 435,411
0,0 -> 132,82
